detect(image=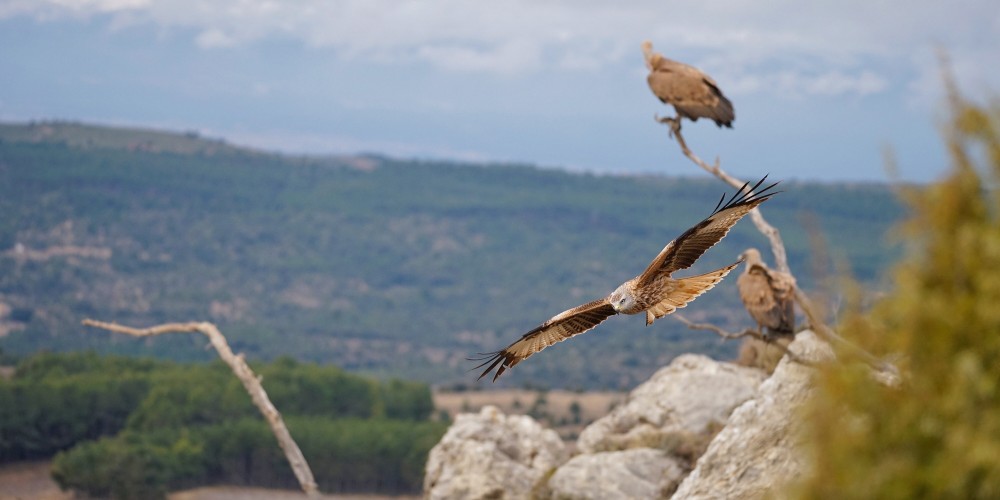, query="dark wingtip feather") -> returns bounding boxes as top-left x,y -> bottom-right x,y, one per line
468,351 -> 510,382
712,175 -> 780,216
712,191 -> 726,214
